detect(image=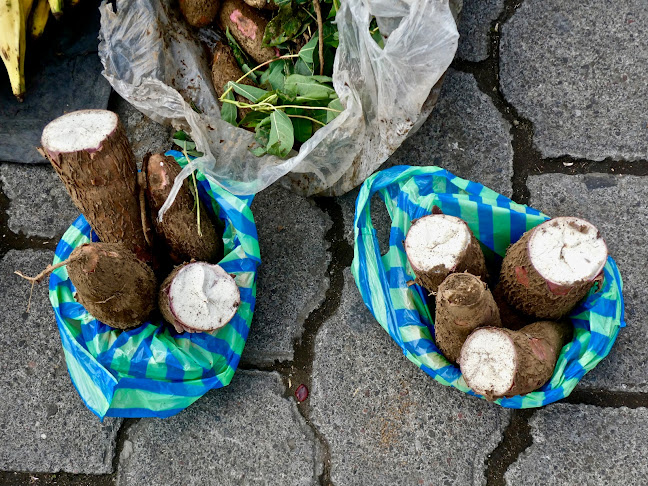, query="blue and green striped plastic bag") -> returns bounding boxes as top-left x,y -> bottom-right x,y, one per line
48,150 -> 260,419
351,166 -> 625,408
